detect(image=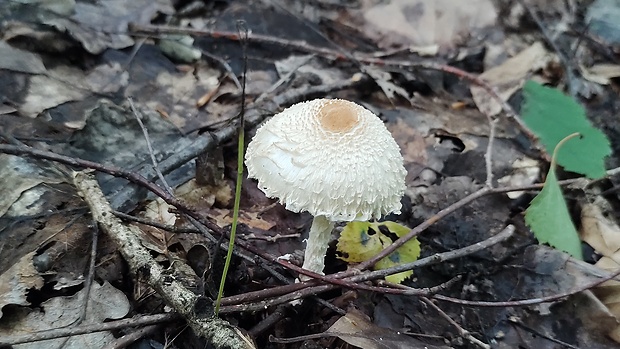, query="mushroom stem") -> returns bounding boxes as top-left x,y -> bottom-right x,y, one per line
301,215 -> 335,277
